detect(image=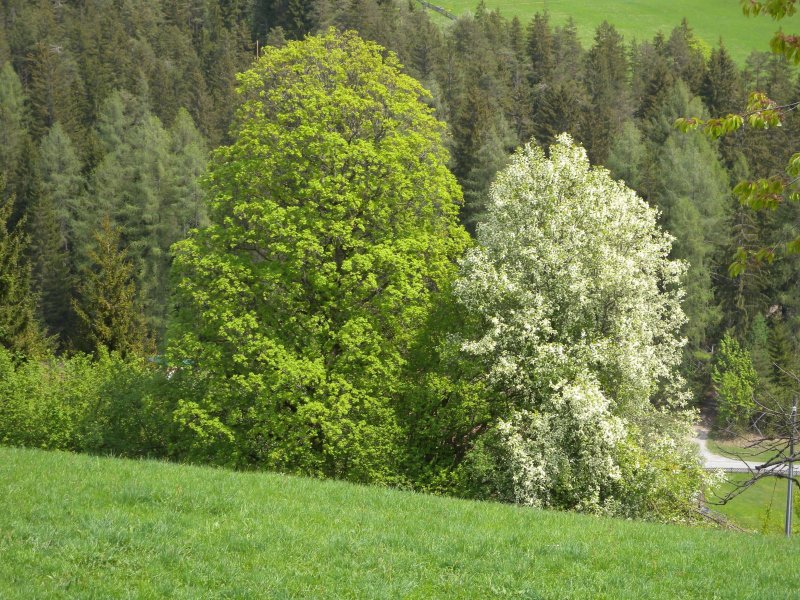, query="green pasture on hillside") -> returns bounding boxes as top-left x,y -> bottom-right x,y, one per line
427,0 -> 798,64
713,473 -> 799,535
1,446 -> 799,599
707,438 -> 780,463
